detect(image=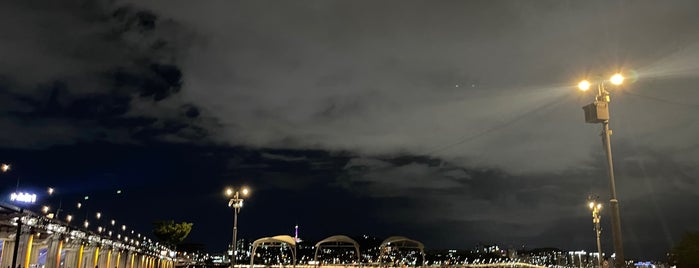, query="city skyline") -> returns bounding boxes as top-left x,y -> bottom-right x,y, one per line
1,0 -> 699,262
